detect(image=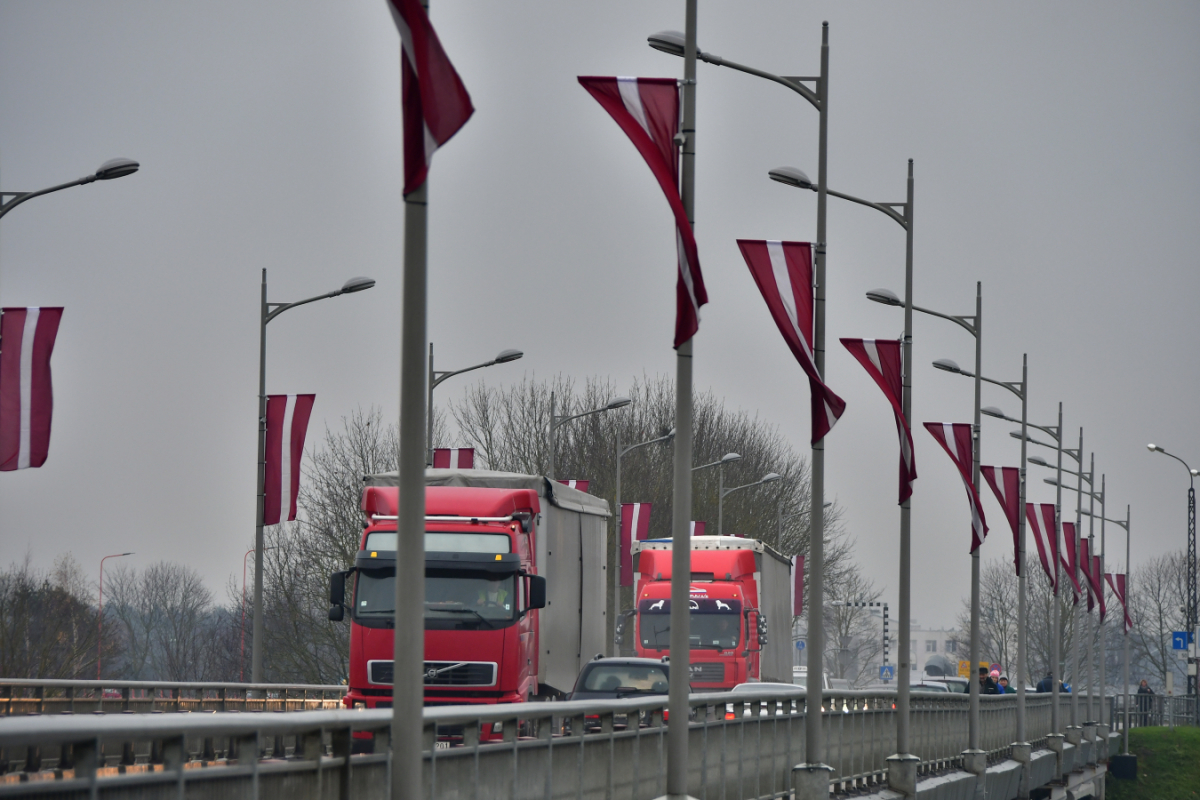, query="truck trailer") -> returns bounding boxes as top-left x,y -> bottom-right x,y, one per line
328,469 -> 609,714
625,536 -> 792,690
